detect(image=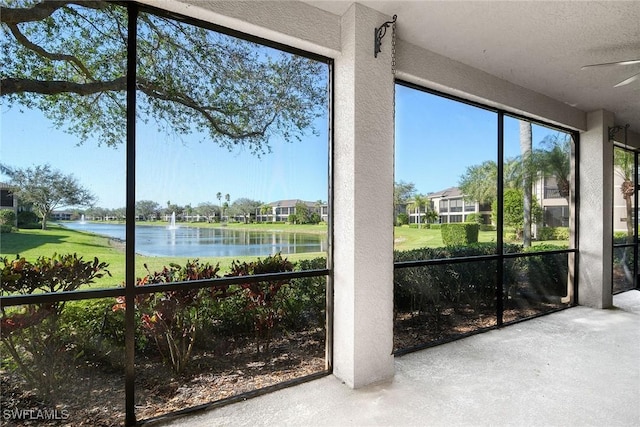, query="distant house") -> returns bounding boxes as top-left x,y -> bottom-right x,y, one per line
407,177 -> 572,229
0,182 -> 18,226
257,199 -> 328,223
403,187 -> 491,225
51,211 -> 73,221
533,175 -> 570,228
428,187 -> 492,225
